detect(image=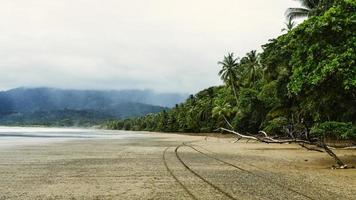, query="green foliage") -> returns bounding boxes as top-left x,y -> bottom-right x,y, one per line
311,122 -> 356,139
233,88 -> 266,133
239,50 -> 262,87
0,109 -> 113,127
262,117 -> 289,135
287,0 -> 356,95
106,87 -> 226,133
261,0 -> 356,124
106,1 -> 355,140
282,18 -> 297,32
218,53 -> 241,104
